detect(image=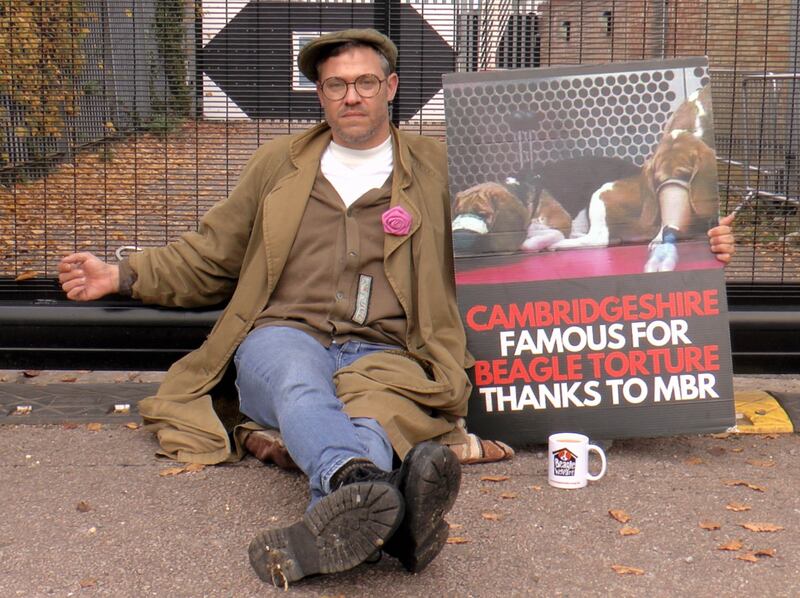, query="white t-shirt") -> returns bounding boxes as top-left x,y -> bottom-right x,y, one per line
320,136 -> 393,208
